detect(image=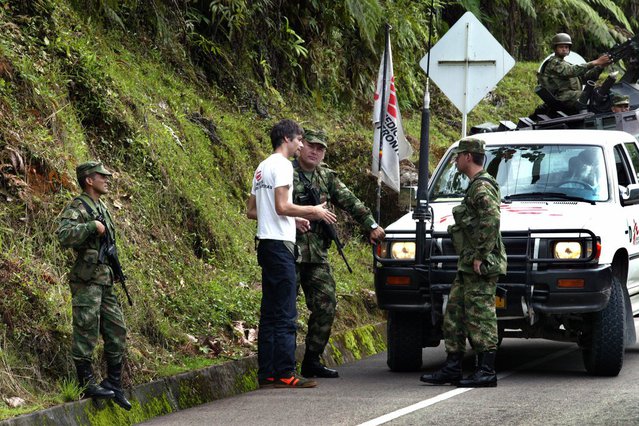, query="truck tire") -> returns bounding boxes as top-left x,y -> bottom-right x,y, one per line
581,276 -> 625,376
387,311 -> 423,371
